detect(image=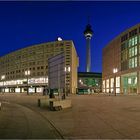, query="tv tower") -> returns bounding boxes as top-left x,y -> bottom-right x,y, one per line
84,20 -> 93,72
